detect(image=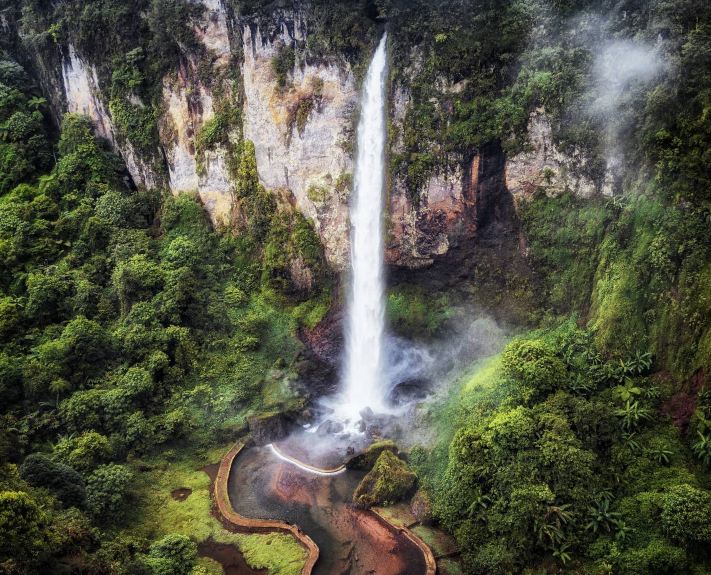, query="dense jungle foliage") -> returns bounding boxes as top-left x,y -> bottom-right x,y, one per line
0,52 -> 328,574
0,0 -> 709,573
